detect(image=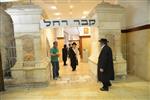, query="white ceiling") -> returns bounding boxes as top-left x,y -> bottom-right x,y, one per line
1,0 -> 118,19
31,0 -> 118,19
